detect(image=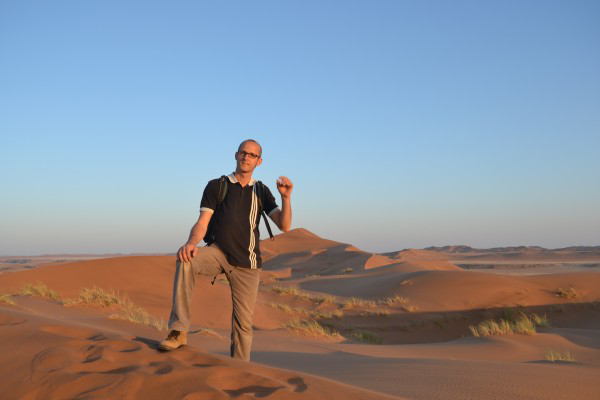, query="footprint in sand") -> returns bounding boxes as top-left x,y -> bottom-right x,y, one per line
223,385 -> 286,398
105,339 -> 141,353
31,347 -> 73,382
148,361 -> 174,375
82,344 -> 104,363
39,324 -> 106,341
181,390 -> 229,400
0,314 -> 27,326
206,368 -> 289,397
